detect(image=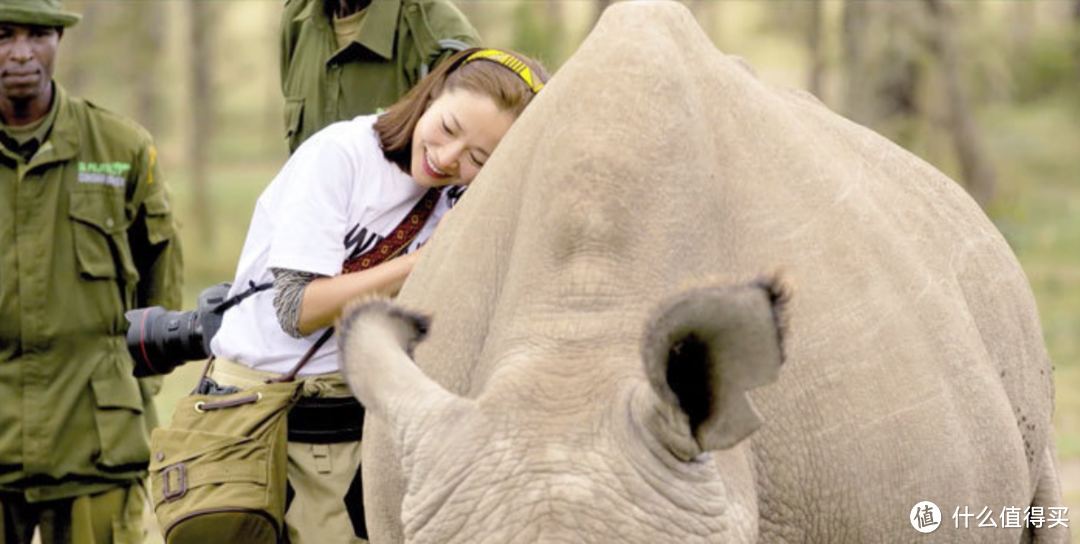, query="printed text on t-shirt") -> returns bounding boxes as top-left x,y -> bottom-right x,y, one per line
344,224 -> 385,261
